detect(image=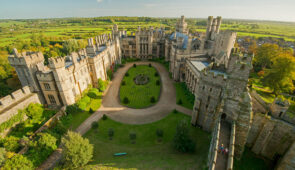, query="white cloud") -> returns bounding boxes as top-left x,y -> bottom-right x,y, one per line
97,0 -> 103,3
